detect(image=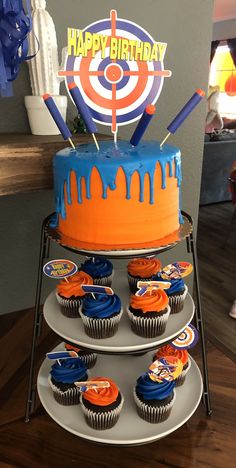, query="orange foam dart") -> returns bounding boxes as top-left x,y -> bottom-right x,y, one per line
130,104 -> 156,146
